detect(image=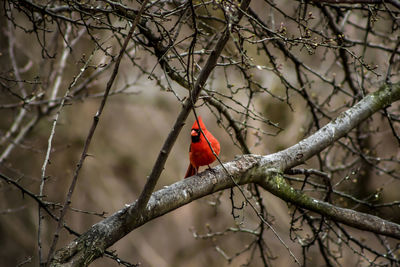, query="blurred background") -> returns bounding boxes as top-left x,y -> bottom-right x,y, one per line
1,0 -> 400,266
